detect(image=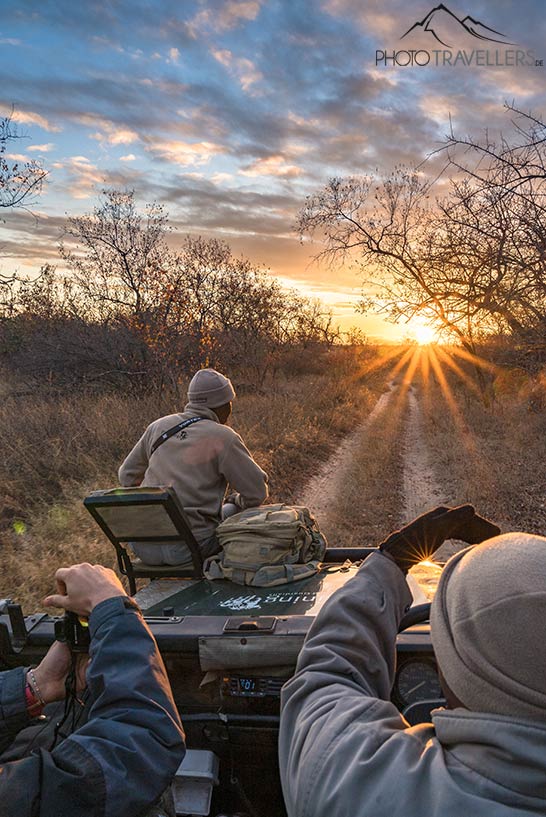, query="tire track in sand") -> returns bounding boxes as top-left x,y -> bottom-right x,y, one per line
297,383 -> 429,604
297,383 -> 396,515
402,385 -> 462,599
